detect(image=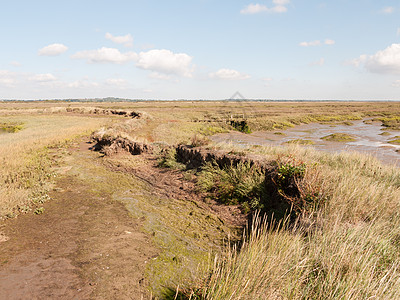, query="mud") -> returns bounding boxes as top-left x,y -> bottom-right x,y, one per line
211,120 -> 400,165
0,141 -> 157,300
